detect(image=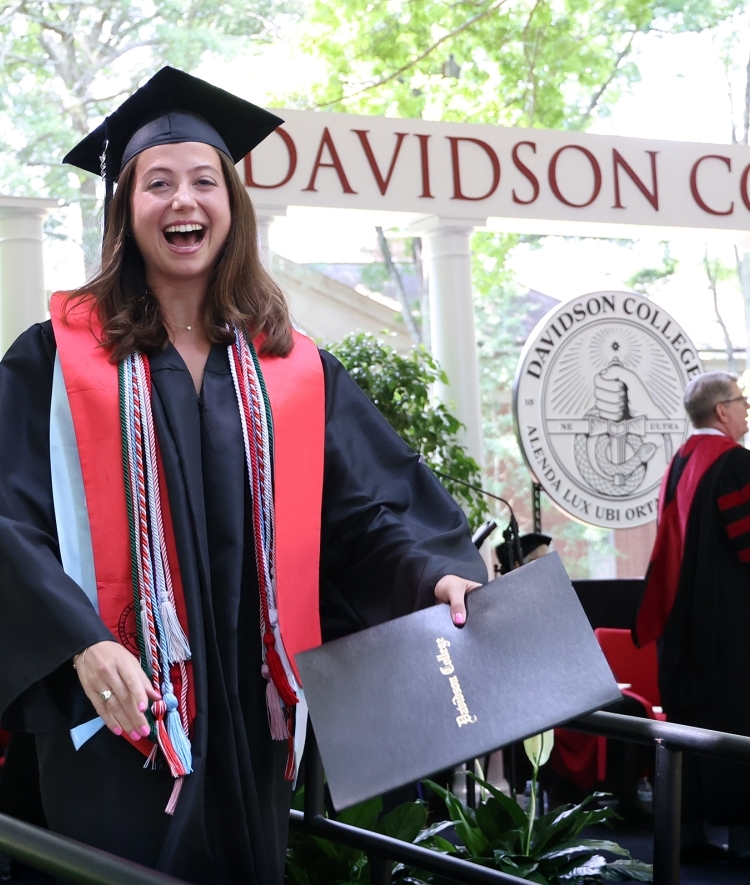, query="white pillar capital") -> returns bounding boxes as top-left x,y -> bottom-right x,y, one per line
0,195 -> 59,213
409,214 -> 487,236
251,201 -> 287,270
253,202 -> 288,221
0,196 -> 58,356
411,215 -> 485,467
